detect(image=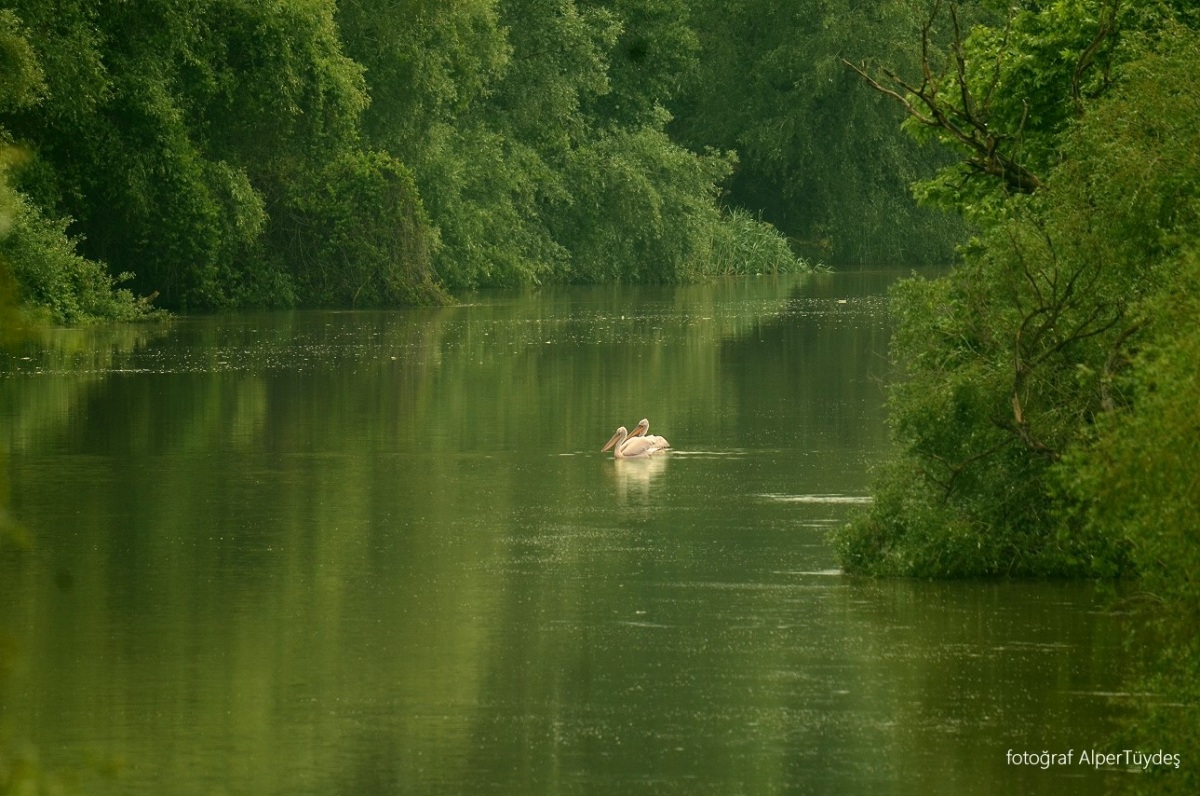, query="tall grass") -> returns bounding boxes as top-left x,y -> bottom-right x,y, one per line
696,207 -> 812,277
